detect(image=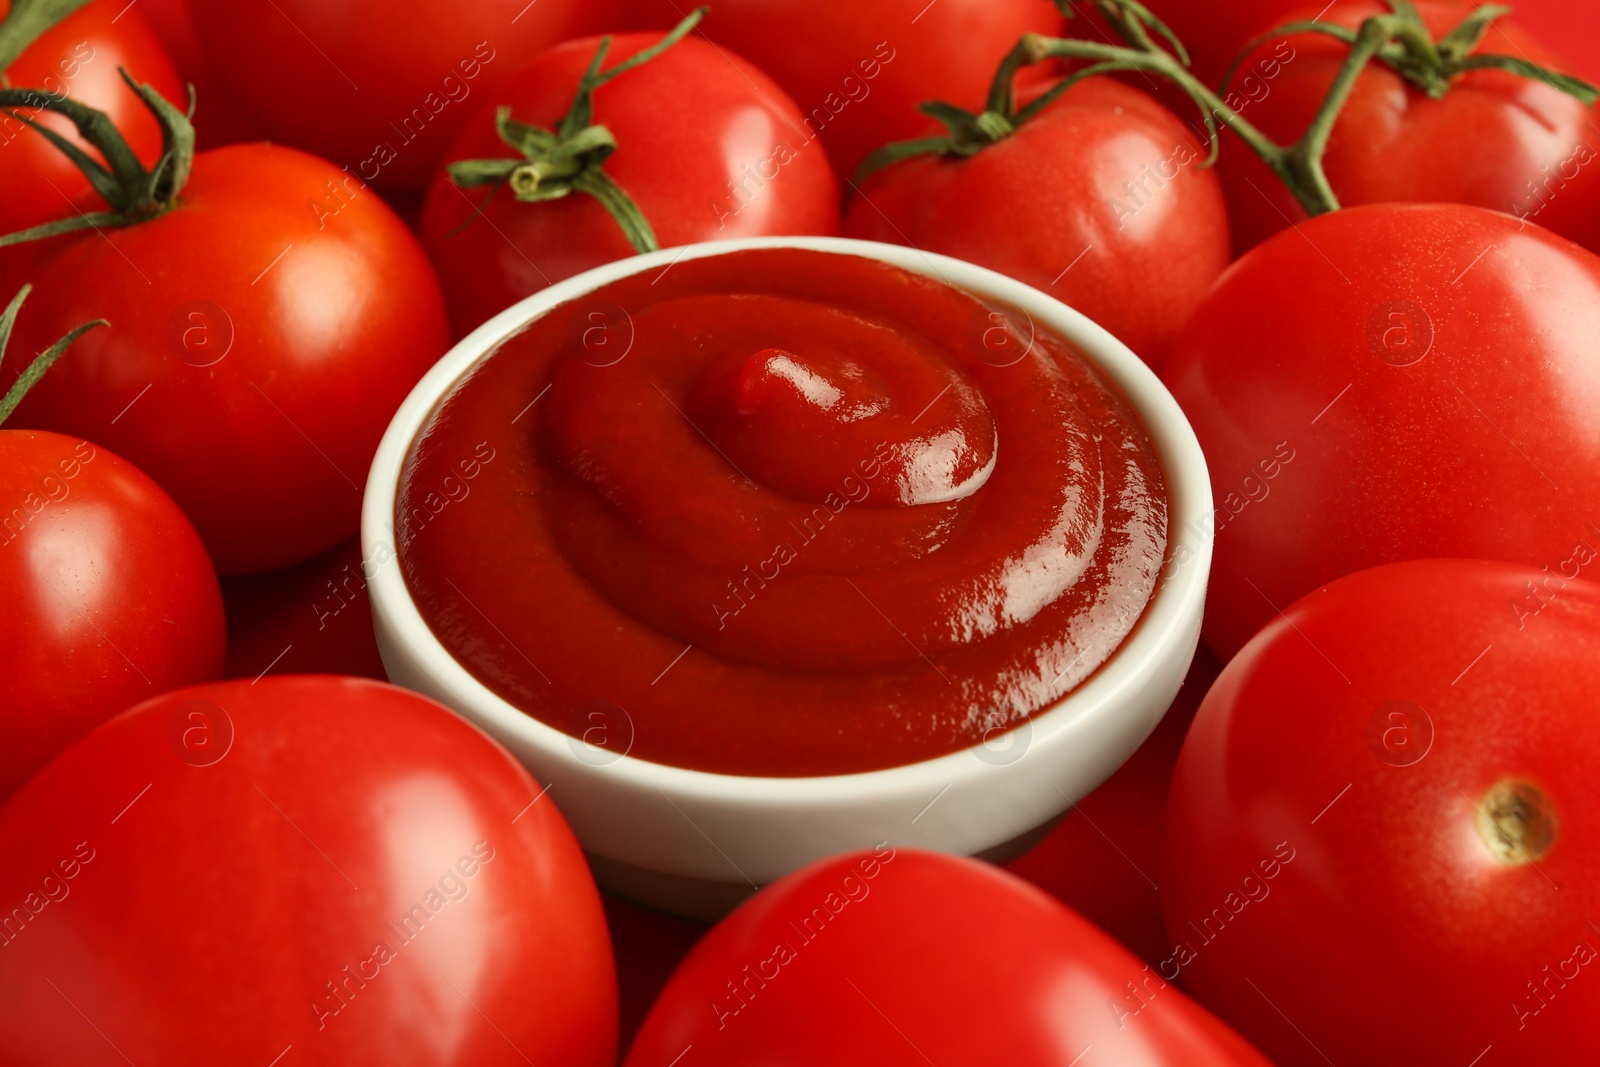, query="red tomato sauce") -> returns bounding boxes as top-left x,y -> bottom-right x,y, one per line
396,249 -> 1168,776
